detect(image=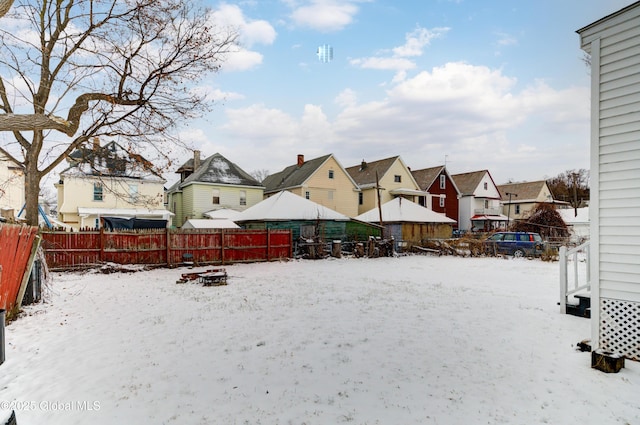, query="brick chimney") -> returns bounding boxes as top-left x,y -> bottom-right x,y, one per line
193,150 -> 201,171
92,137 -> 100,151
297,154 -> 304,167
